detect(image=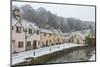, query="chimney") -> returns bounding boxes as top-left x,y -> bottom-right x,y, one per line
13,8 -> 21,23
